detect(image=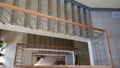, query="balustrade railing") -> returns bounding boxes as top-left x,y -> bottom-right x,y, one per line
0,2 -> 113,68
